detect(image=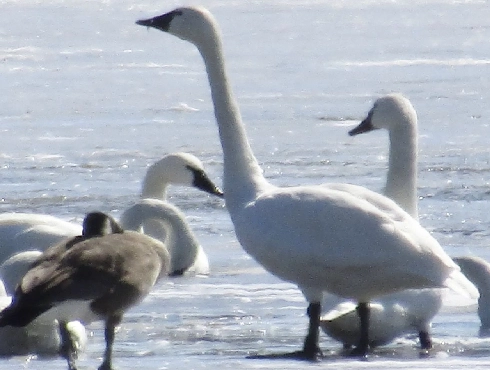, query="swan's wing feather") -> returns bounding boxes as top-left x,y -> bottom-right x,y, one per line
235,186 -> 456,296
